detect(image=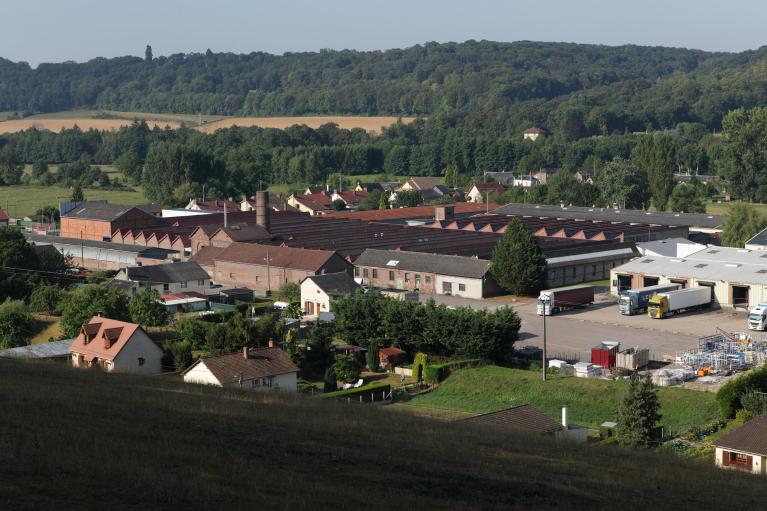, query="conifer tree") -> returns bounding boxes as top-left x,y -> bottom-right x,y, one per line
490,218 -> 547,295
616,374 -> 662,448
